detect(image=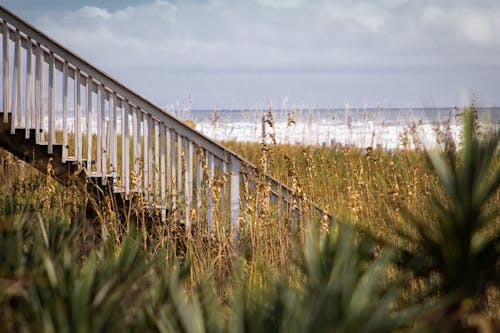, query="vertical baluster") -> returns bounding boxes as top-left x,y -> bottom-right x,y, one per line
123,103 -> 130,196
61,62 -> 68,161
160,125 -> 166,221
207,153 -> 214,232
120,101 -> 126,190
137,110 -> 143,192
34,43 -> 40,143
109,93 -> 117,182
3,21 -> 9,122
38,47 -> 44,143
75,70 -> 81,164
196,150 -> 202,226
154,119 -> 160,200
220,158 -> 227,226
166,127 -> 172,208
177,133 -> 183,207
230,155 -> 241,234
102,120 -> 108,185
47,52 -> 55,153
142,112 -> 149,199
16,31 -> 21,128
96,84 -> 103,174
11,29 -> 21,133
25,38 -> 33,139
86,77 -> 93,170
185,140 -> 193,227
133,107 -> 141,191
171,131 -> 177,211
147,115 -> 153,201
